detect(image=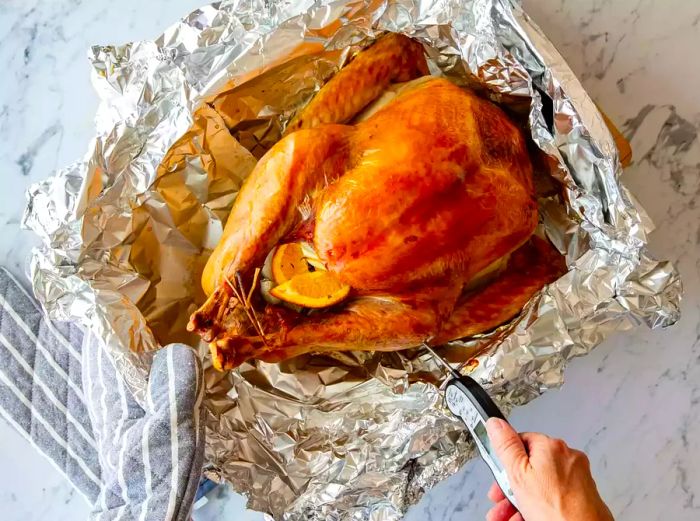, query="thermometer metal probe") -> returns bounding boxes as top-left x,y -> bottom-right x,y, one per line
422,343 -> 518,508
